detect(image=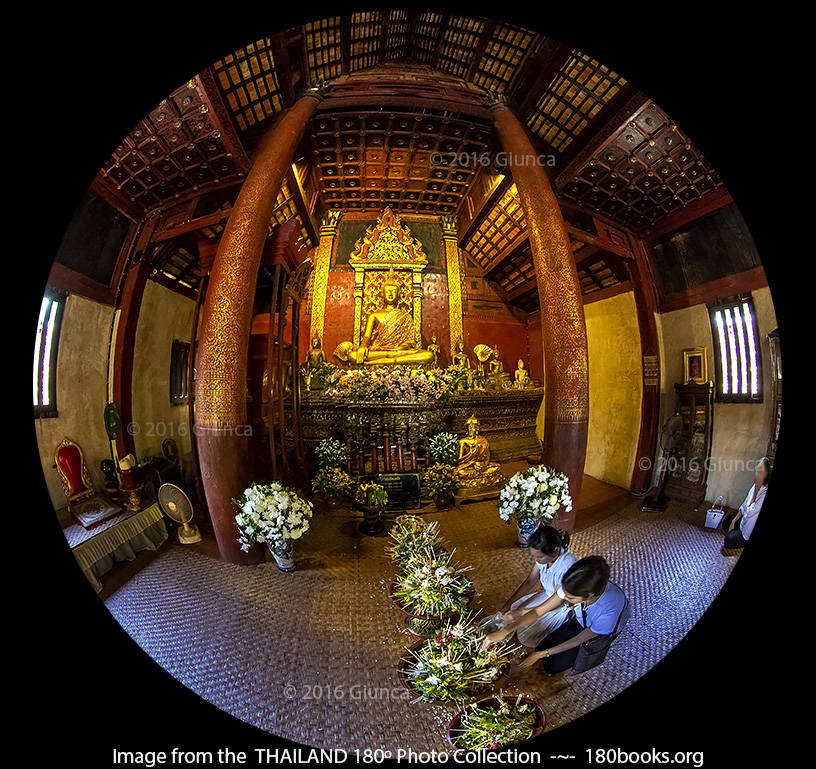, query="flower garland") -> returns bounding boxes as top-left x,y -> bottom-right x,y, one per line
324,365 -> 455,405
451,695 -> 540,750
498,465 -> 572,526
388,516 -> 447,570
404,614 -> 522,702
233,481 -> 313,552
393,545 -> 473,617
